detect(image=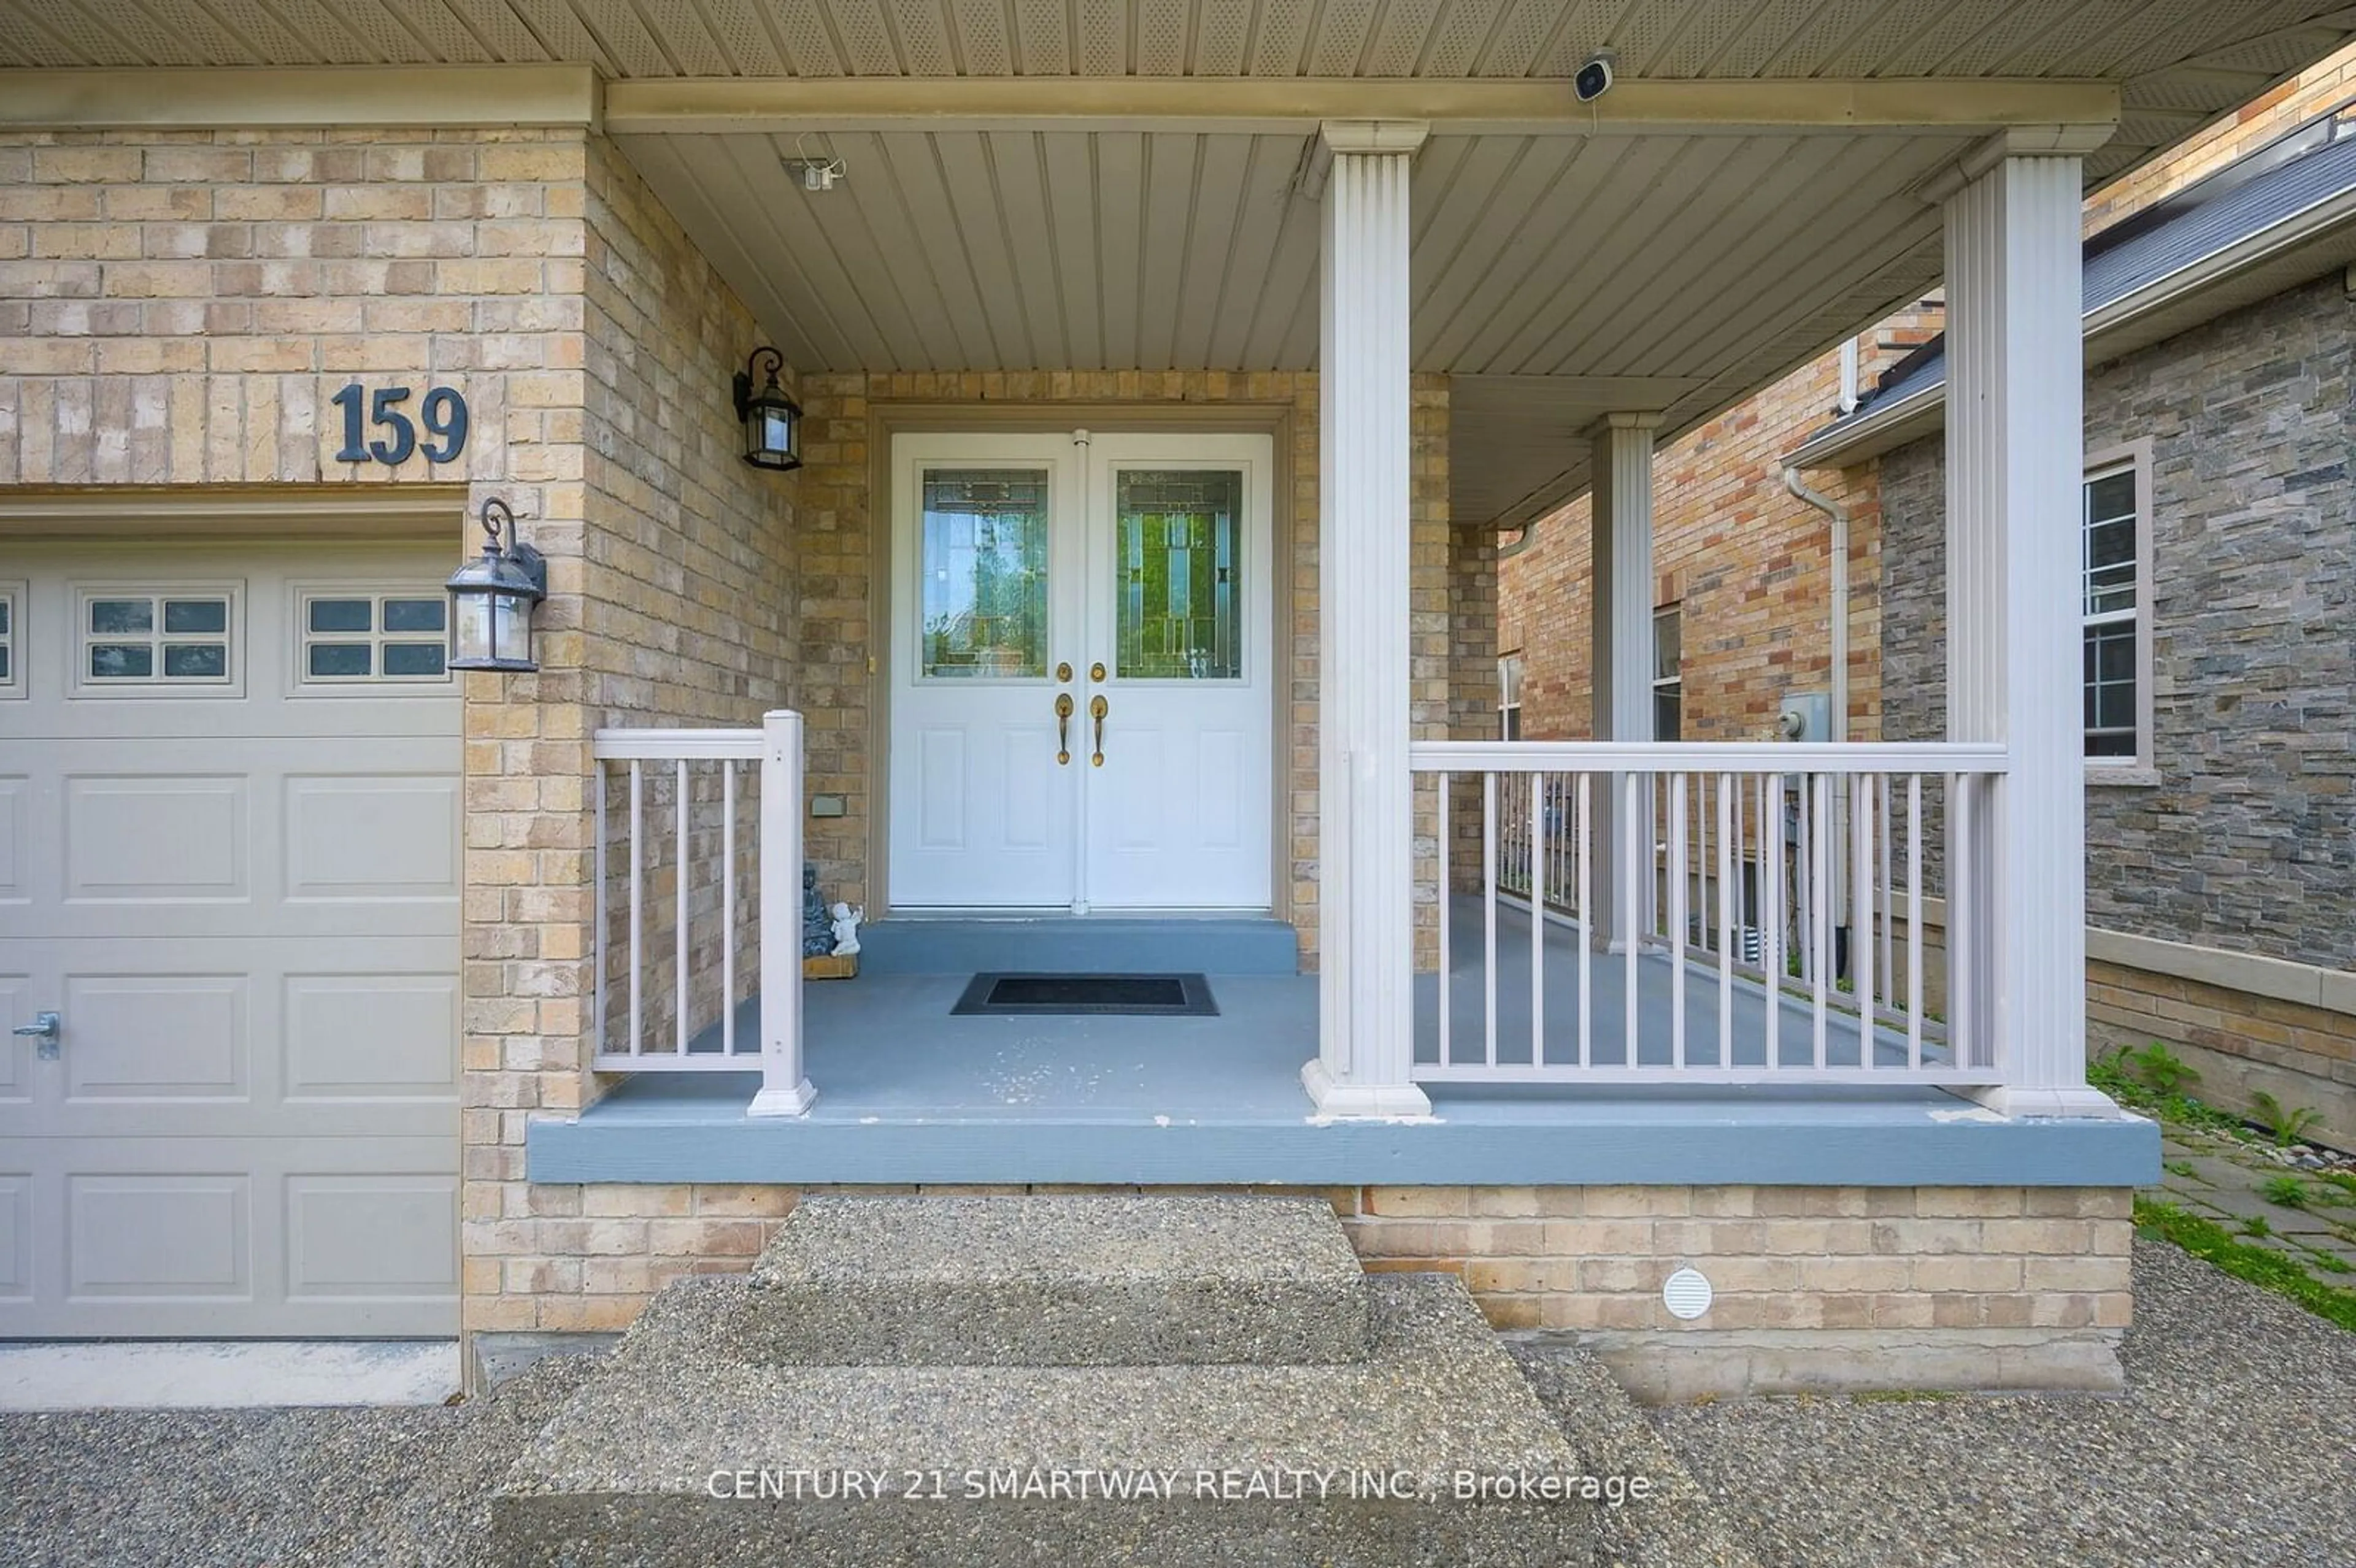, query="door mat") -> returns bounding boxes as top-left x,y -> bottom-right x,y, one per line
950,972 -> 1218,1017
